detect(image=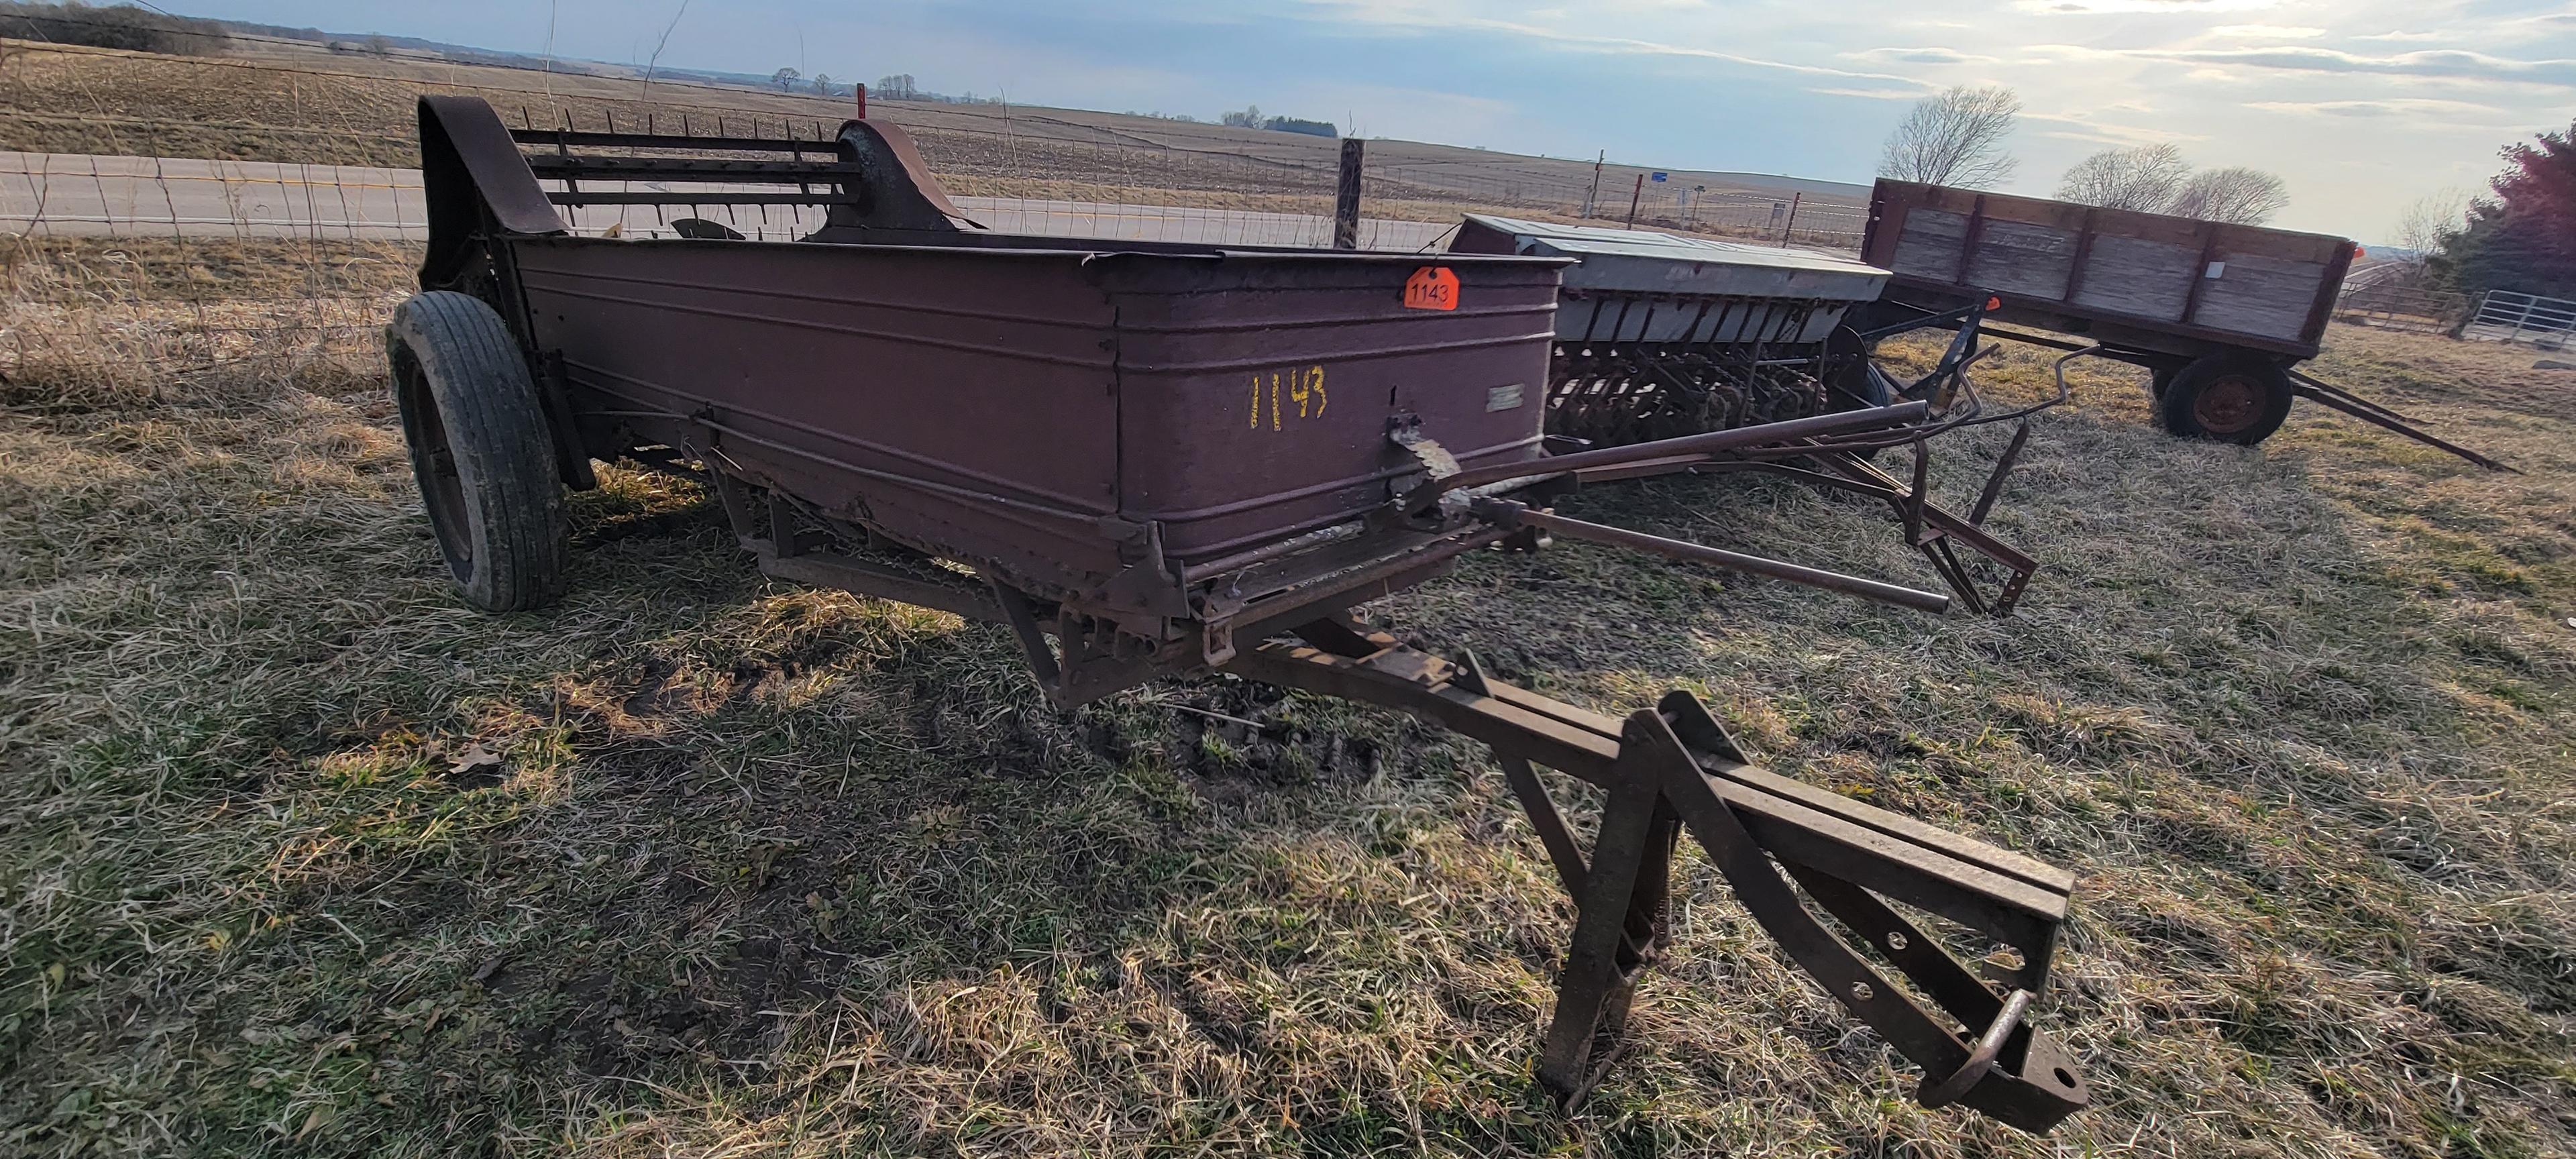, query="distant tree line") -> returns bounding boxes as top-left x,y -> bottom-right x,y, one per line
805,72 -> 1012,107
0,1 -> 231,55
1217,105 -> 1336,137
1265,117 -> 1336,137
776,80 -> 1330,133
